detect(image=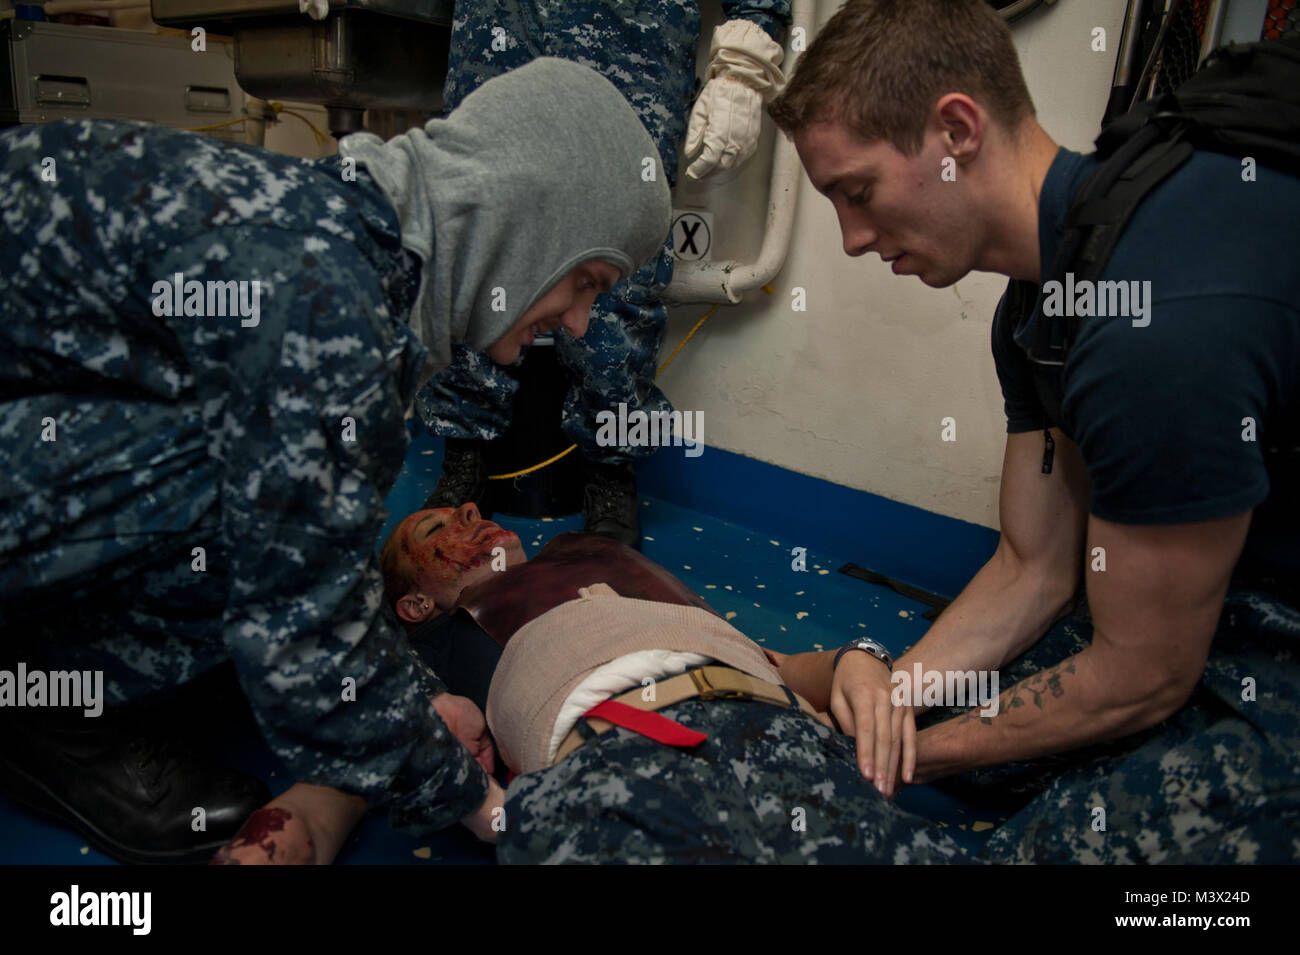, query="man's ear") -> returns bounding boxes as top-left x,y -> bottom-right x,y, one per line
934,92 -> 984,165
396,591 -> 435,624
